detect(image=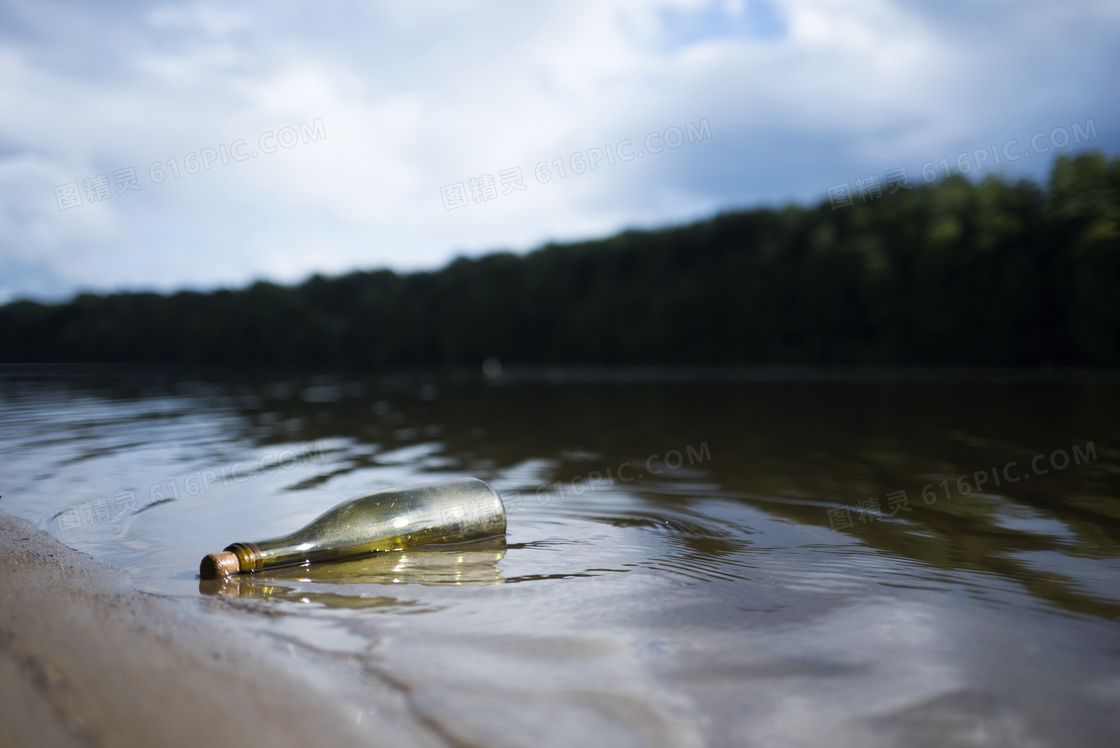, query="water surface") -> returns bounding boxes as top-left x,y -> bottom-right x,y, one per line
1,369 -> 1118,746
